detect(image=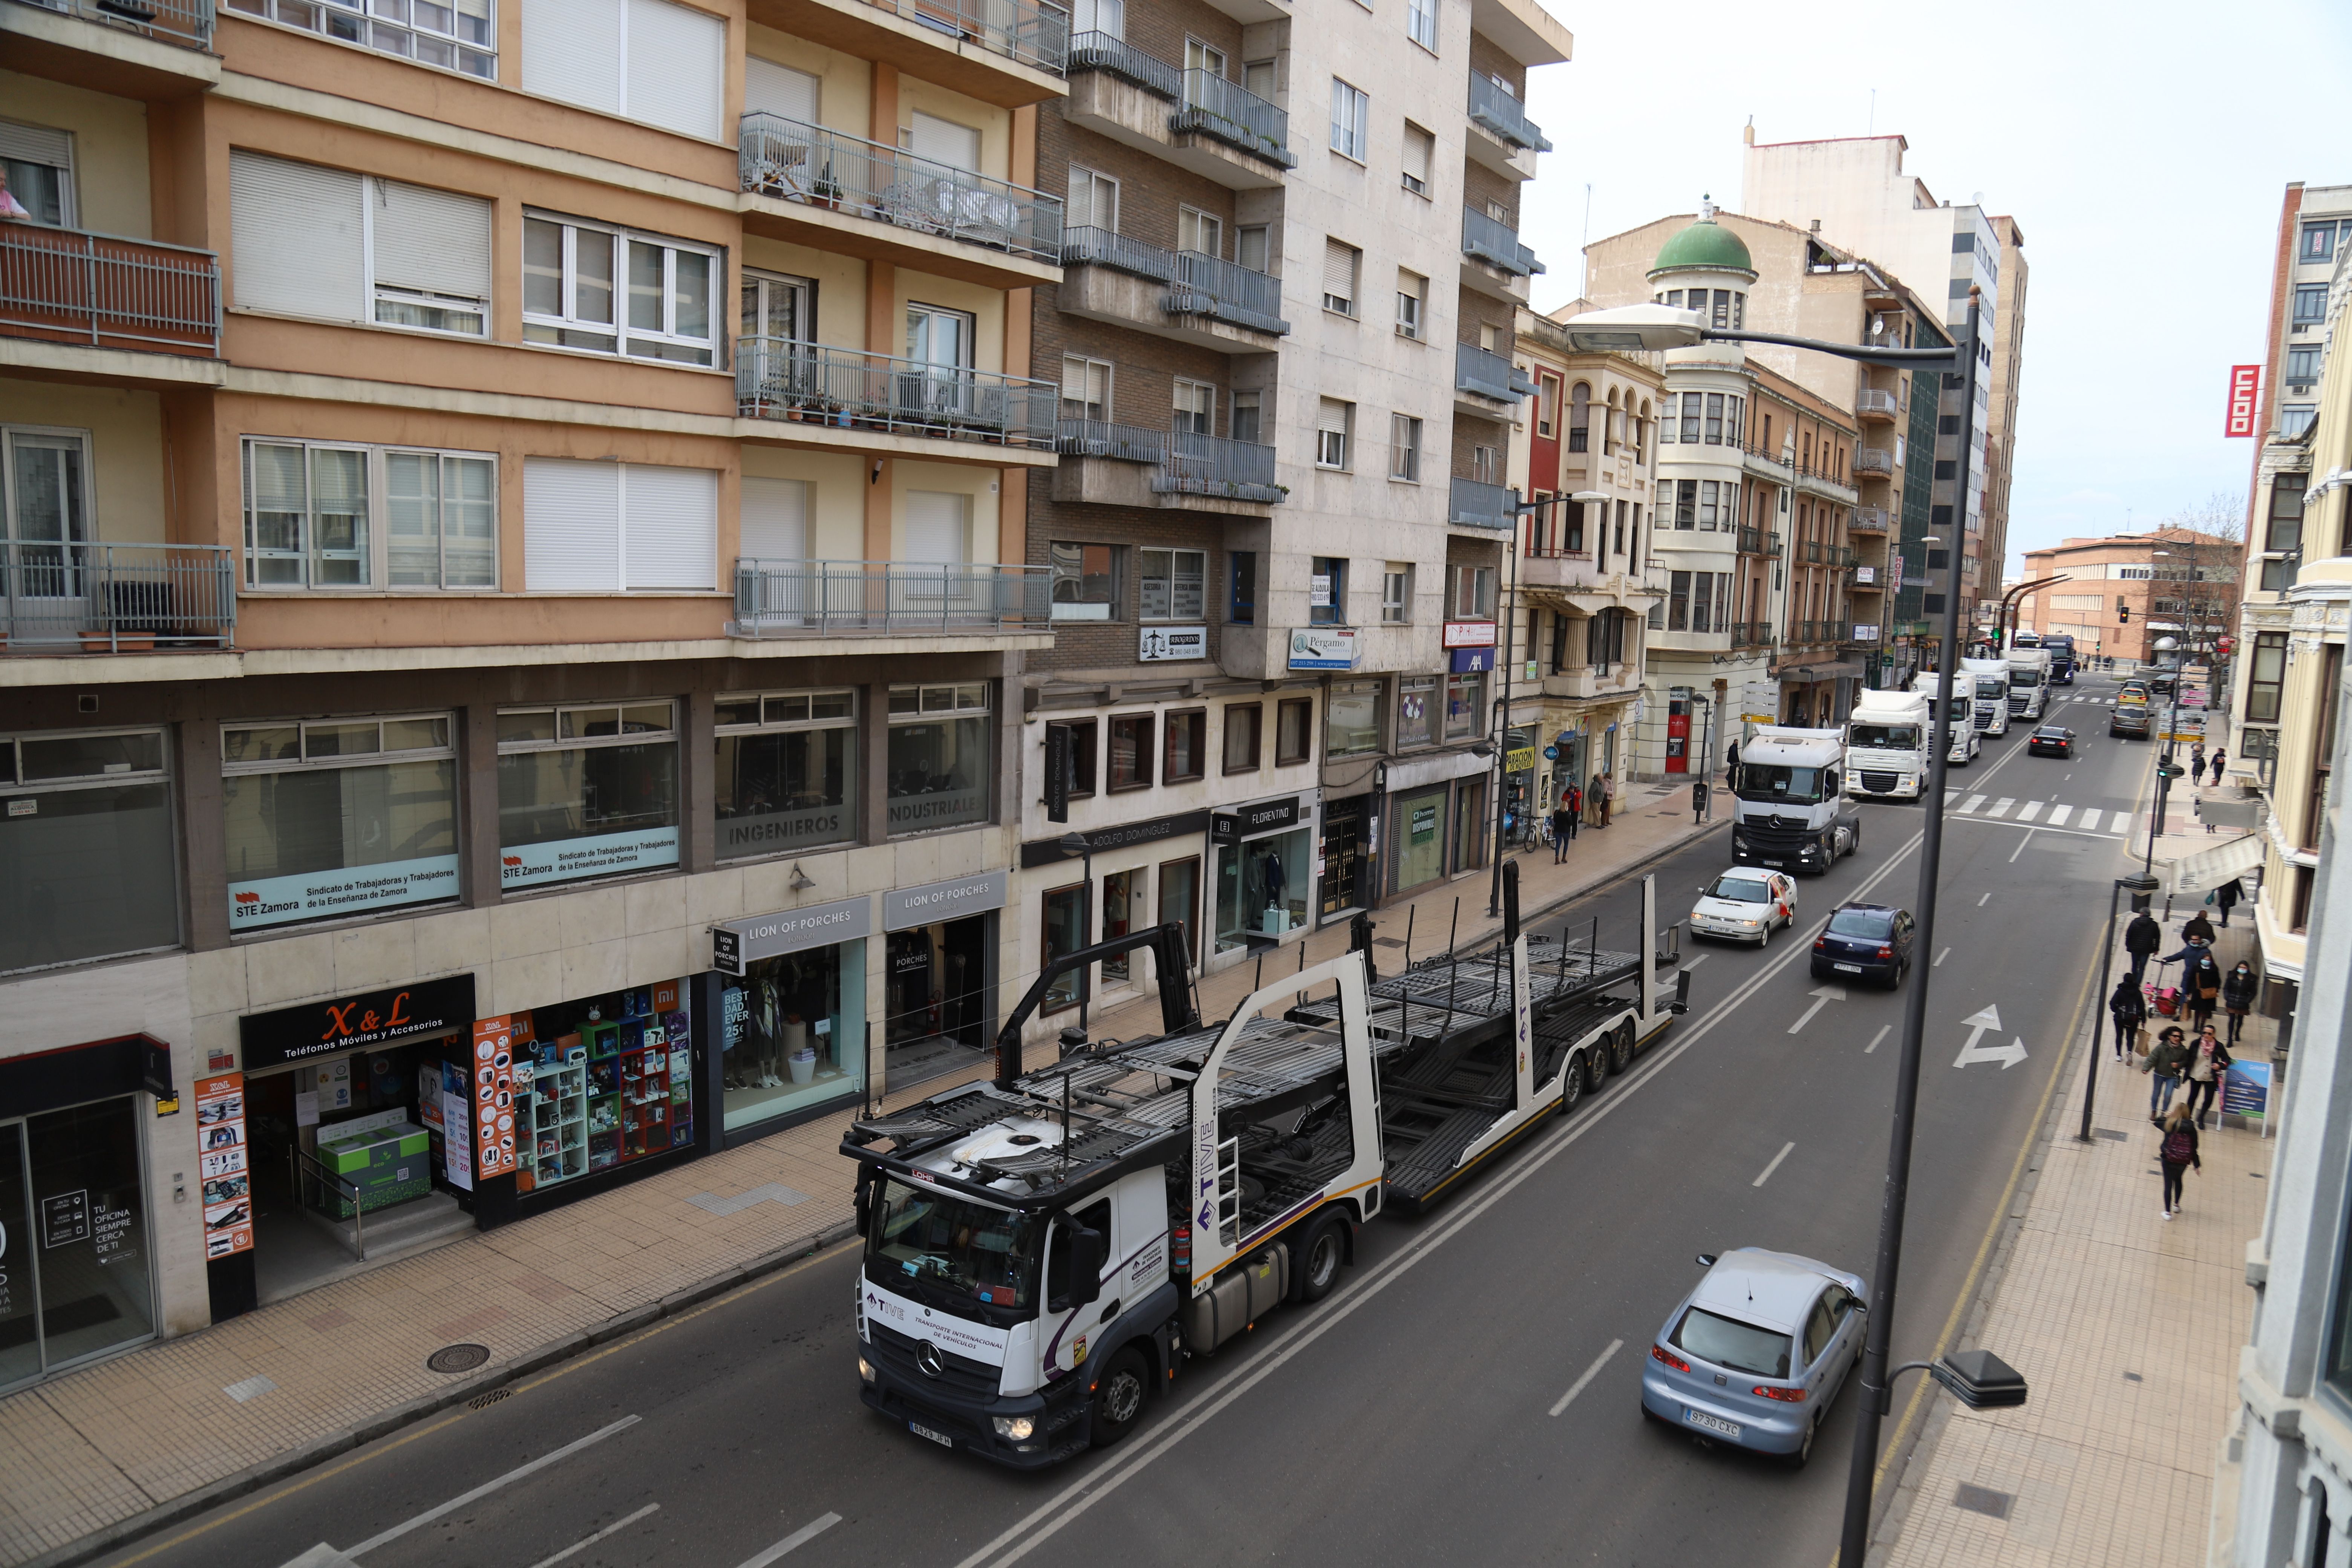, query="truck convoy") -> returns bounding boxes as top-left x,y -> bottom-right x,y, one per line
2040,634 -> 2078,684
1844,688 -> 1932,801
2004,646 -> 2053,721
842,877 -> 1690,1466
1913,671 -> 1983,766
1729,727 -> 1860,870
1958,657 -> 2012,738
